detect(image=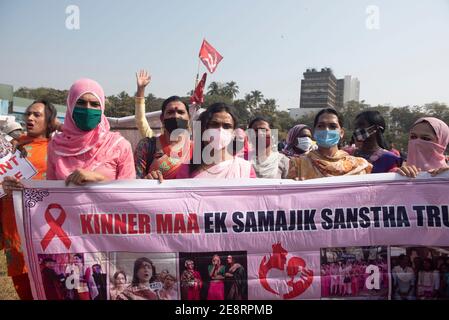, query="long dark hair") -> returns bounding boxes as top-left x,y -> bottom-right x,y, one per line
24,99 -> 58,138
190,103 -> 238,173
355,110 -> 388,149
131,257 -> 156,286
